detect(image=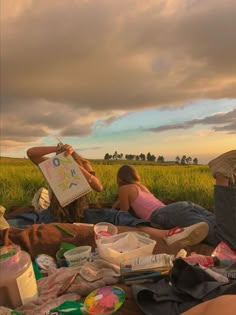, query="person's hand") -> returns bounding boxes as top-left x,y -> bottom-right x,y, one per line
62,144 -> 74,156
